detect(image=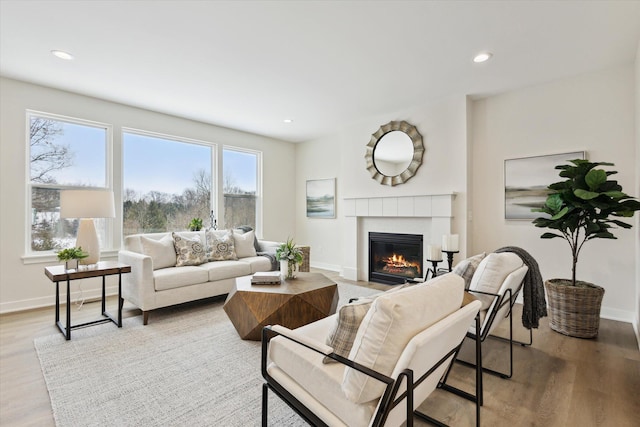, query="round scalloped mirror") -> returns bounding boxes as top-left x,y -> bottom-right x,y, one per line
365,121 -> 424,186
